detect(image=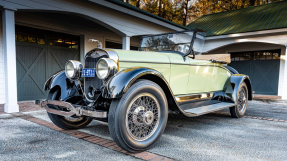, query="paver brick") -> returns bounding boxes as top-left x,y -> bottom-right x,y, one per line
133,151 -> 149,158
97,140 -> 112,145
102,142 -> 116,147
142,153 -> 157,160
91,138 -> 106,144
149,156 -> 165,161
114,147 -> 124,151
